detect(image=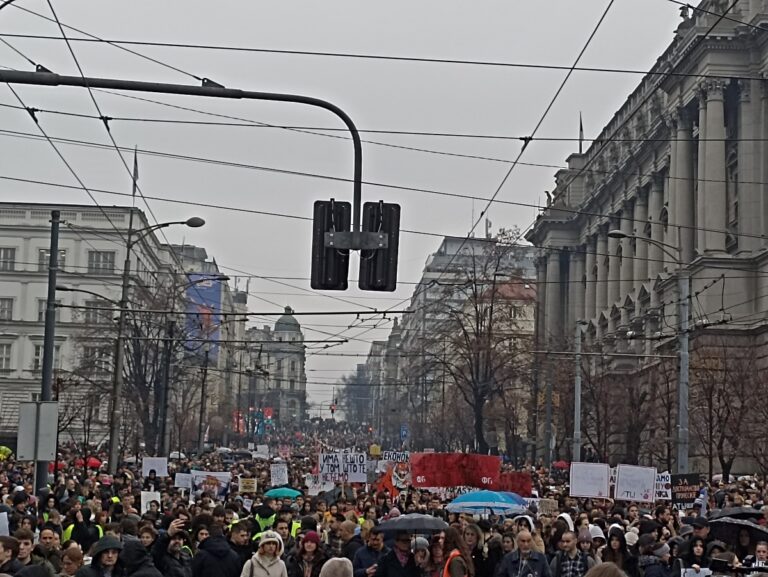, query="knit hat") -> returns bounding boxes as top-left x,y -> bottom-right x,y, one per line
625,531 -> 639,547
12,491 -> 28,506
653,543 -> 670,558
303,531 -> 321,545
414,537 -> 429,551
679,525 -> 694,537
578,530 -> 592,544
258,530 -> 284,555
589,525 -> 606,542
